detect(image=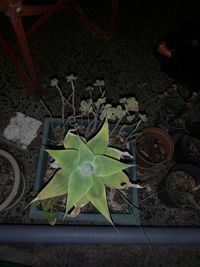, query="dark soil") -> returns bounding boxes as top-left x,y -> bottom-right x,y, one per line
183,135 -> 200,156
137,135 -> 166,163
167,170 -> 200,208
0,155 -> 15,205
